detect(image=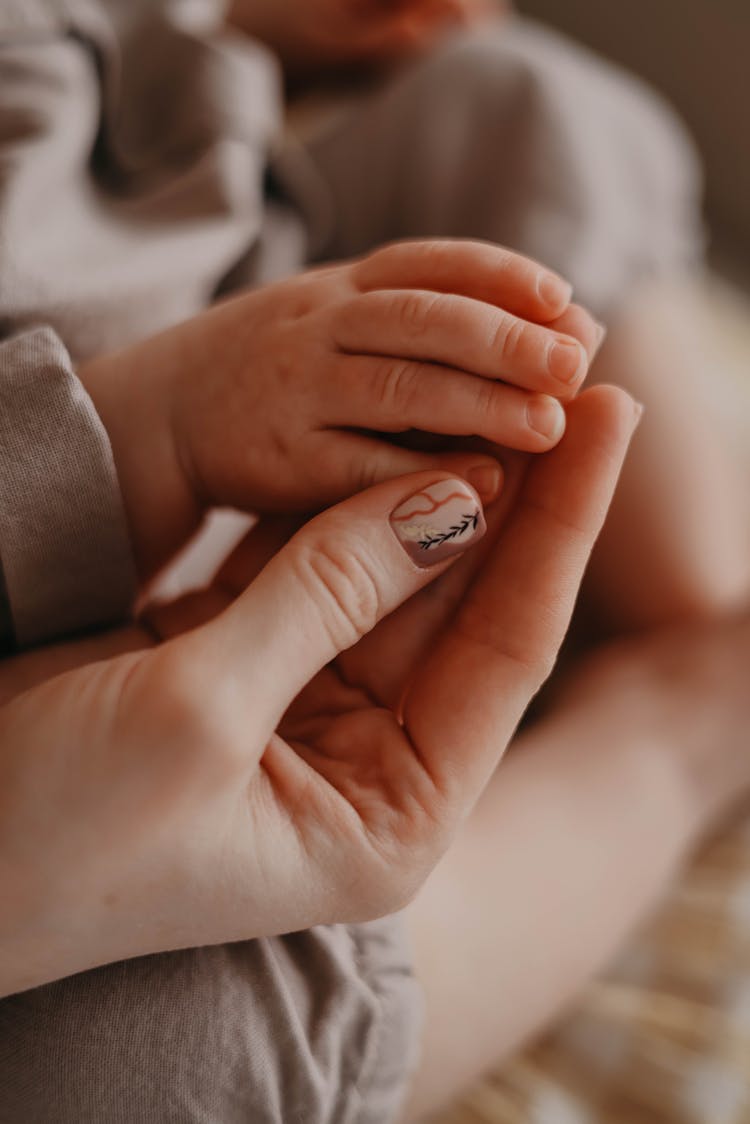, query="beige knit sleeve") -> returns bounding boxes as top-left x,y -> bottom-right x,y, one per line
0,327 -> 136,649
